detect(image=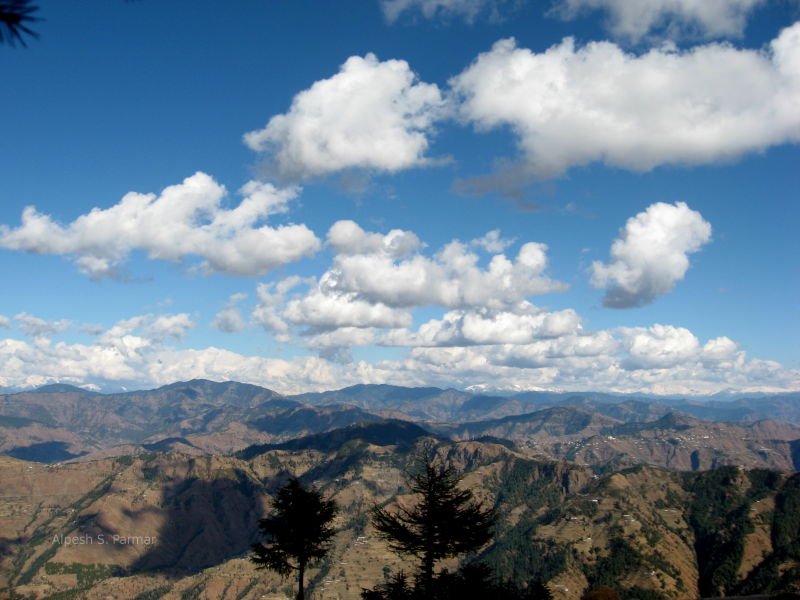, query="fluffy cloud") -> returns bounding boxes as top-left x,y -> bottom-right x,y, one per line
0,173 -> 320,279
283,288 -> 414,331
451,24 -> 800,183
700,336 -> 740,366
144,314 -> 195,341
327,219 -> 421,257
381,306 -> 582,346
301,306 -> 582,357
244,54 -> 445,181
590,202 -> 712,308
325,221 -> 567,310
619,324 -> 701,368
552,0 -> 766,42
245,223 -> 567,357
